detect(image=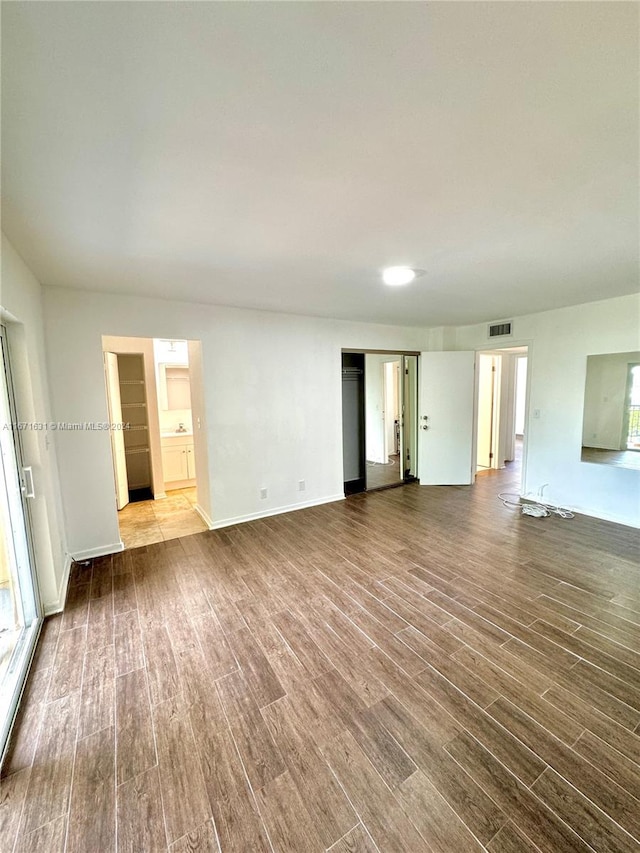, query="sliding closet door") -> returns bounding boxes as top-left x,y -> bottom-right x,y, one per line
0,327 -> 42,765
